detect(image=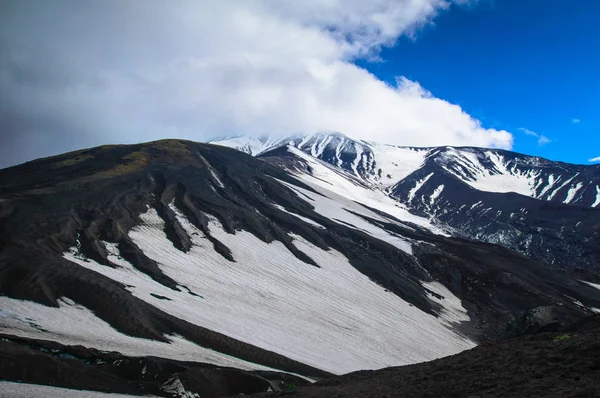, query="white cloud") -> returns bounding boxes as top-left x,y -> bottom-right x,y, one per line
518,128 -> 551,146
519,128 -> 538,137
0,0 -> 513,167
589,156 -> 600,163
537,135 -> 551,146
572,118 -> 581,124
